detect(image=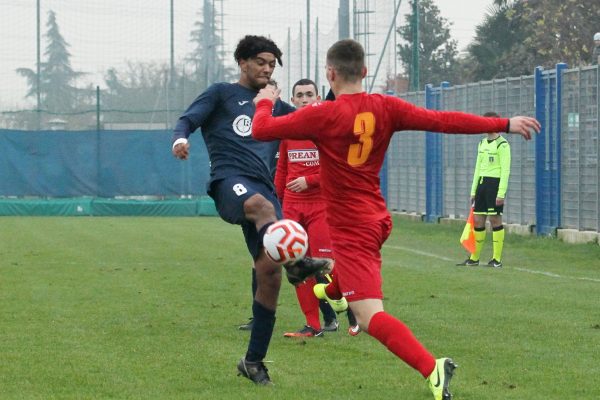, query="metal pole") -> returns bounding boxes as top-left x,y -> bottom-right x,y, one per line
338,0 -> 350,40
352,0 -> 357,40
306,0 -> 311,79
287,27 -> 291,101
299,21 -> 303,80
36,0 -> 41,130
393,0 -> 398,81
368,0 -> 402,93
410,0 -> 420,91
169,0 -> 174,129
96,86 -> 100,131
314,17 -> 319,90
